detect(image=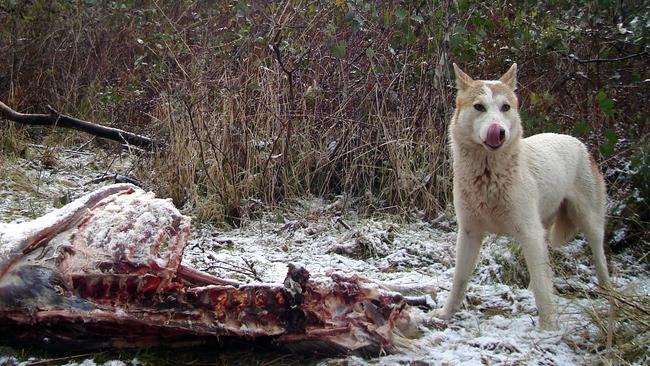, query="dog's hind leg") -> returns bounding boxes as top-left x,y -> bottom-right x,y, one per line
435,226 -> 484,320
572,187 -> 616,346
573,160 -> 611,289
517,223 -> 558,330
584,221 -> 610,288
572,201 -> 611,288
